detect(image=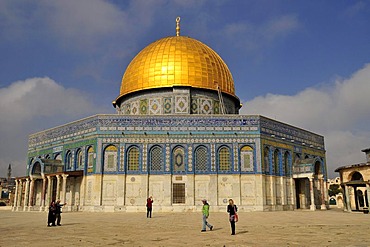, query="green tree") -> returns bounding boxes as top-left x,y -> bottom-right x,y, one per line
328,184 -> 342,197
